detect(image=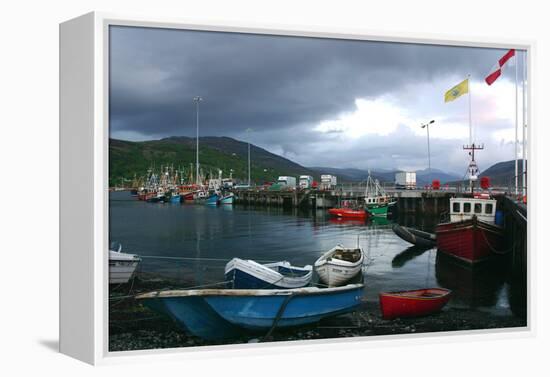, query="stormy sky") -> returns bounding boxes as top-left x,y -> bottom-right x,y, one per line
109,25 -> 527,175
